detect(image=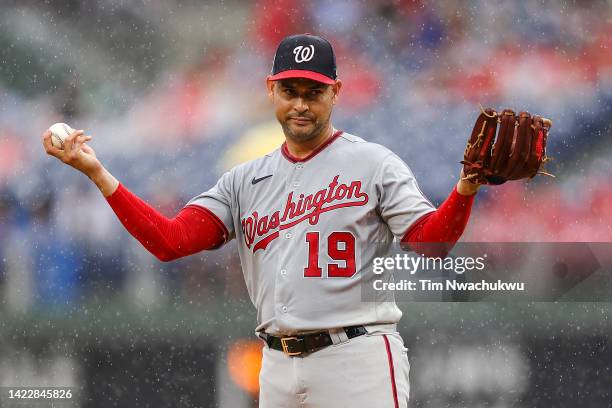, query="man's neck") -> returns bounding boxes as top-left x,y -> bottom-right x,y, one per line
285,125 -> 335,159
